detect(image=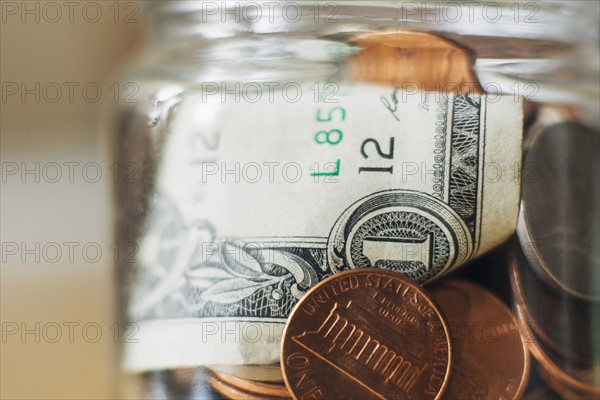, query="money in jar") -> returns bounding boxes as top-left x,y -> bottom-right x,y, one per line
111,1 -> 599,397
